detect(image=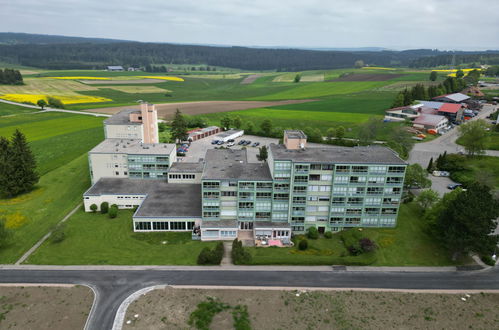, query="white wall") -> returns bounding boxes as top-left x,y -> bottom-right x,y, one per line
89,153 -> 129,183
105,124 -> 144,140
83,194 -> 146,212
